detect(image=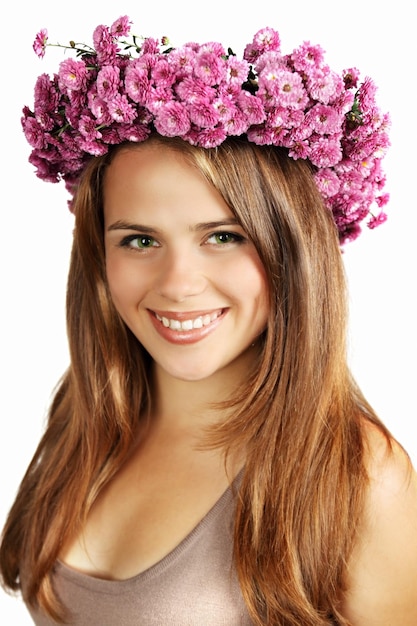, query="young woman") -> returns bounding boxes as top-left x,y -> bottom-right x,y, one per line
1,16 -> 416,626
